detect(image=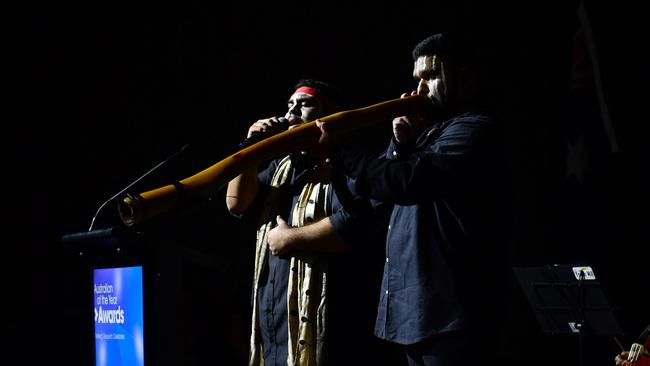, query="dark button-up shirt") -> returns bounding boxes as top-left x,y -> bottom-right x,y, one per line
249,153 -> 380,365
334,110 -> 508,345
